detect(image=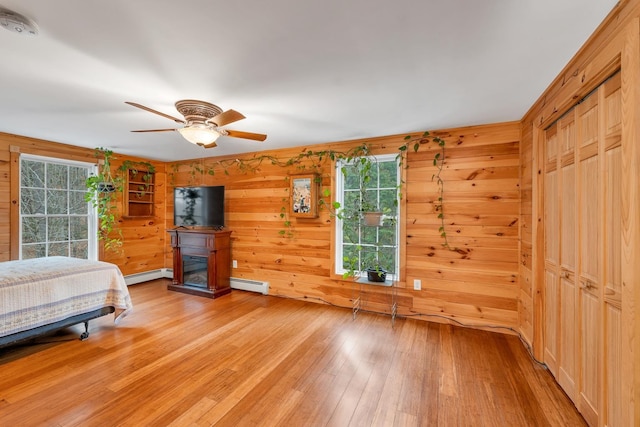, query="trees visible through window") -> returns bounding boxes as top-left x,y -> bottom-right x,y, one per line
335,154 -> 400,278
20,156 -> 96,260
